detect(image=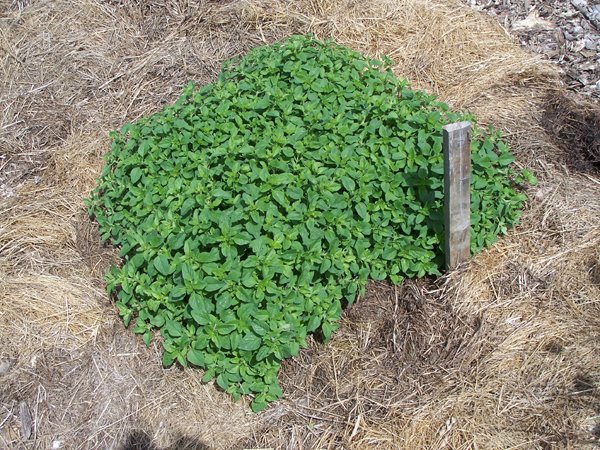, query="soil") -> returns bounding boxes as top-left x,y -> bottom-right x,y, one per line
462,0 -> 600,100
541,91 -> 600,171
